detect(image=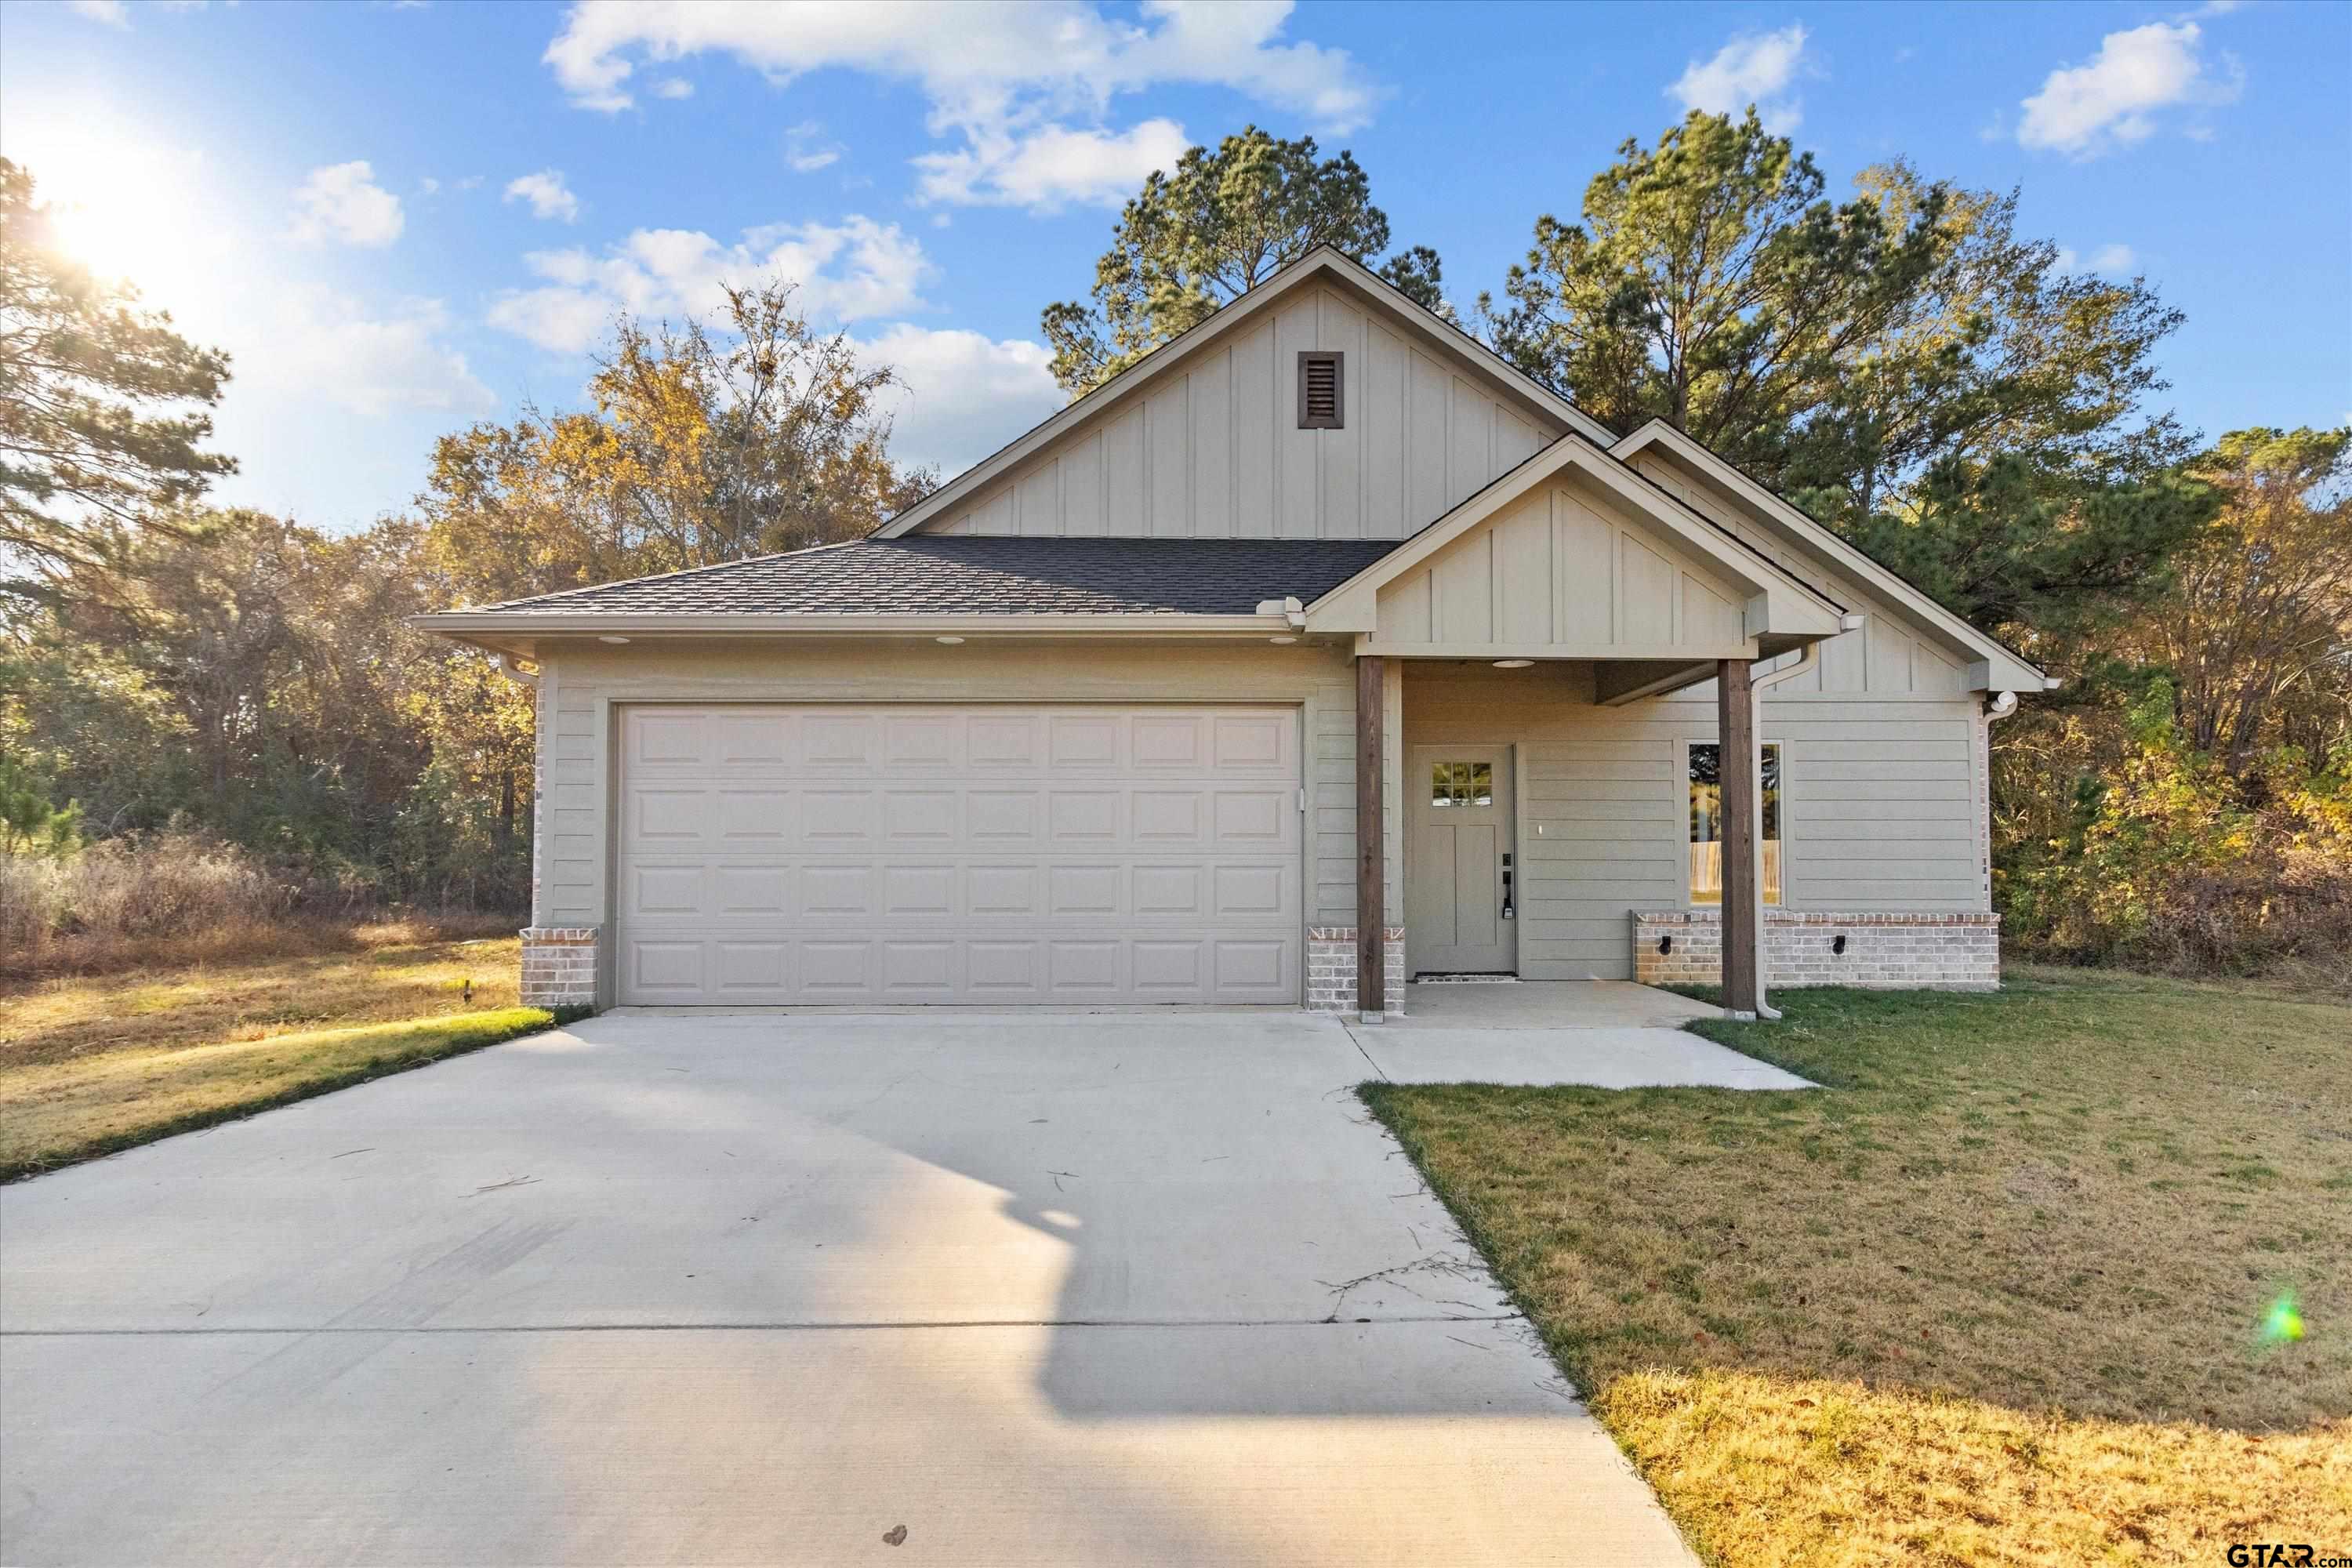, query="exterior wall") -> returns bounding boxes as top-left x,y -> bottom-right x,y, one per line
1401,662 -> 1991,982
1633,910 -> 2001,990
920,284 -> 1565,542
1373,476 -> 1752,655
529,639 -> 1403,1008
1307,927 -> 1406,1015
